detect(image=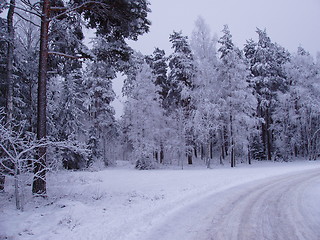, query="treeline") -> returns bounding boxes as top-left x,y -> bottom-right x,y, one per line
122,17 -> 320,169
